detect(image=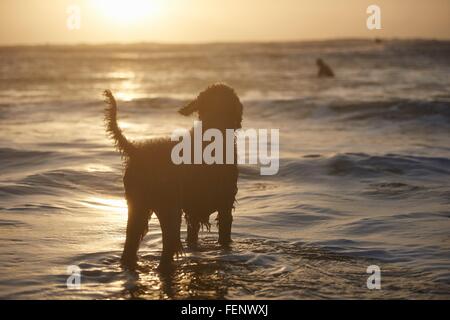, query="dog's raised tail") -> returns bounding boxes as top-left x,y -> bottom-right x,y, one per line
103,90 -> 135,156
